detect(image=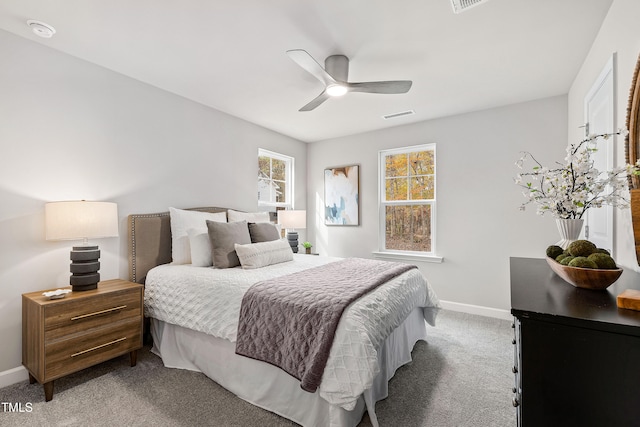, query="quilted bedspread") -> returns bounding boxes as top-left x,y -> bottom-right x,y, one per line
144,254 -> 440,410
235,258 -> 417,393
